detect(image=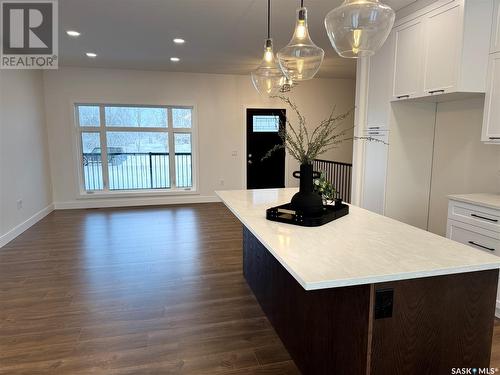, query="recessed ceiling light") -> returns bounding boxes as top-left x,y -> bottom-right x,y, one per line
86,52 -> 97,58
66,30 -> 81,37
173,38 -> 185,44
170,57 -> 180,62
